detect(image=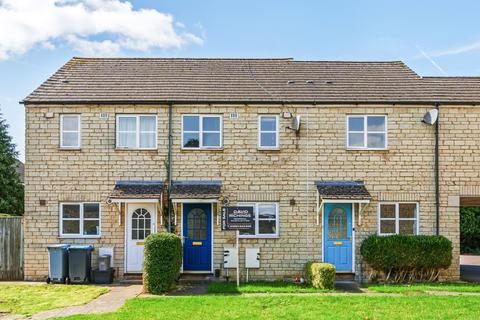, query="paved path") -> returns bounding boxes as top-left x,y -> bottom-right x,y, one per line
30,284 -> 142,320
